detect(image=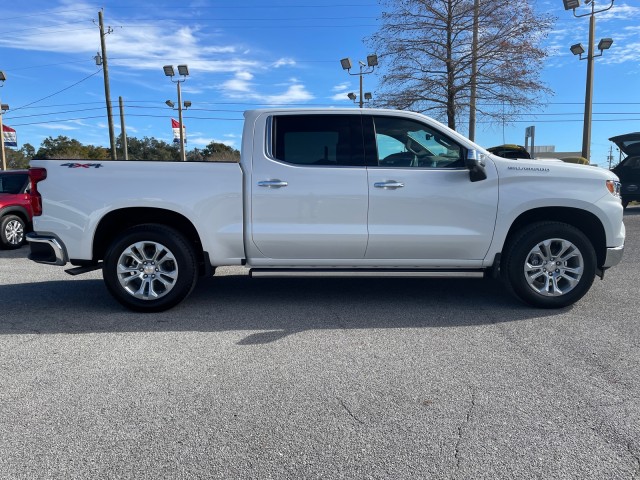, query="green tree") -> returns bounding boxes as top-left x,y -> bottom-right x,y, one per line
35,136 -> 108,160
5,143 -> 35,169
201,141 -> 240,162
120,136 -> 179,161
